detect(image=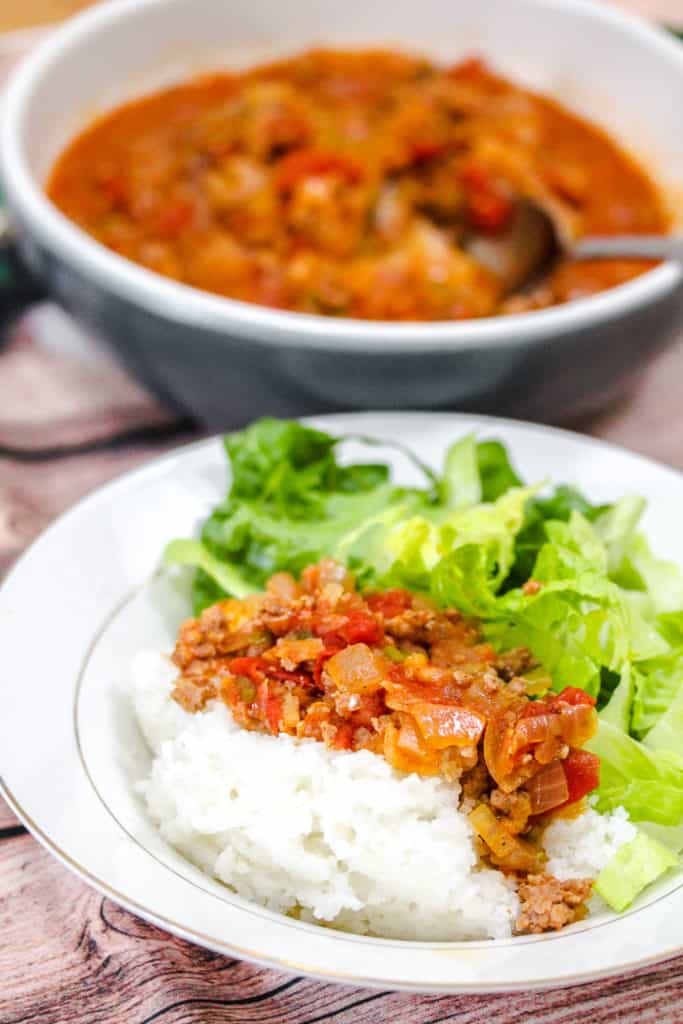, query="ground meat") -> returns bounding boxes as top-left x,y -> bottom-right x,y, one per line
495,646 -> 536,680
383,606 -> 436,642
459,761 -> 491,812
515,874 -> 594,934
269,636 -> 324,669
489,788 -> 532,835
